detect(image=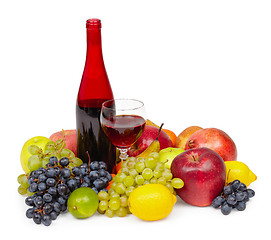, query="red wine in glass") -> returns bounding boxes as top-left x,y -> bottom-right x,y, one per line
100,99 -> 146,163
102,115 -> 146,149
